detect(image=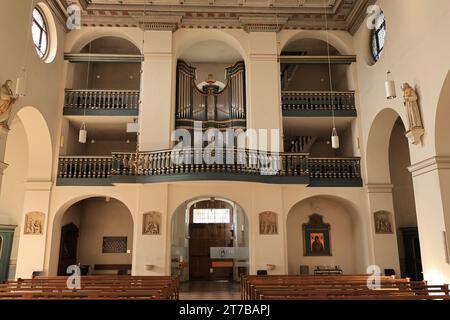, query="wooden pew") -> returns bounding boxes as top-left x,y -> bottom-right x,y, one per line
0,276 -> 179,300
